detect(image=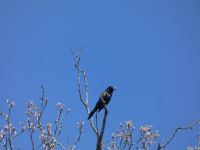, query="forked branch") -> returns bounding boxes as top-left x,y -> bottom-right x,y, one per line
71,49 -> 109,150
